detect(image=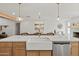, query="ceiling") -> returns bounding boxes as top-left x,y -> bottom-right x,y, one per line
0,3 -> 79,21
